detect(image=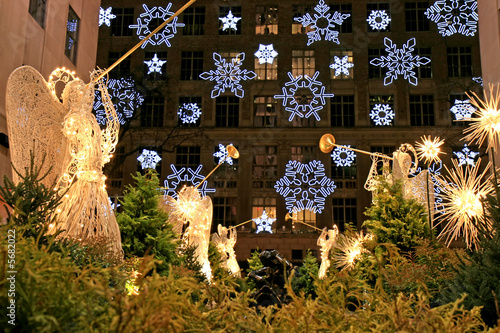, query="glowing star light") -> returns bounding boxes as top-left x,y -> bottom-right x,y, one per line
293,0 -> 351,46
453,144 -> 478,166
137,149 -> 162,170
178,103 -> 201,124
329,55 -> 354,77
331,145 -> 356,167
144,54 -> 166,74
370,104 -> 395,126
213,144 -> 234,165
424,0 -> 478,37
219,10 -> 241,31
367,10 -> 391,30
332,231 -> 371,272
274,71 -> 334,121
275,160 -> 336,214
99,7 -> 116,27
450,99 -> 476,121
253,210 -> 276,234
416,135 -> 445,165
164,164 -> 216,198
254,44 -> 278,64
200,52 -> 256,98
369,37 -> 431,86
129,4 -> 185,48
